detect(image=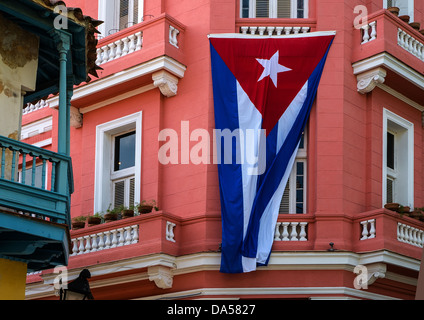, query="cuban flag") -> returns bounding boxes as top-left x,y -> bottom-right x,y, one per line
209,31 -> 335,273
